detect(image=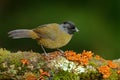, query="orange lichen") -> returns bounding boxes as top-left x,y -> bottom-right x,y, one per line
64,50 -> 93,65
78,57 -> 89,65
117,70 -> 120,74
21,59 -> 29,65
45,51 -> 62,60
26,75 -> 37,80
64,50 -> 76,56
98,65 -> 111,79
81,50 -> 93,59
25,73 -> 37,80
39,69 -> 50,80
95,55 -> 101,60
94,55 -> 106,62
64,50 -> 78,61
107,60 -> 118,68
